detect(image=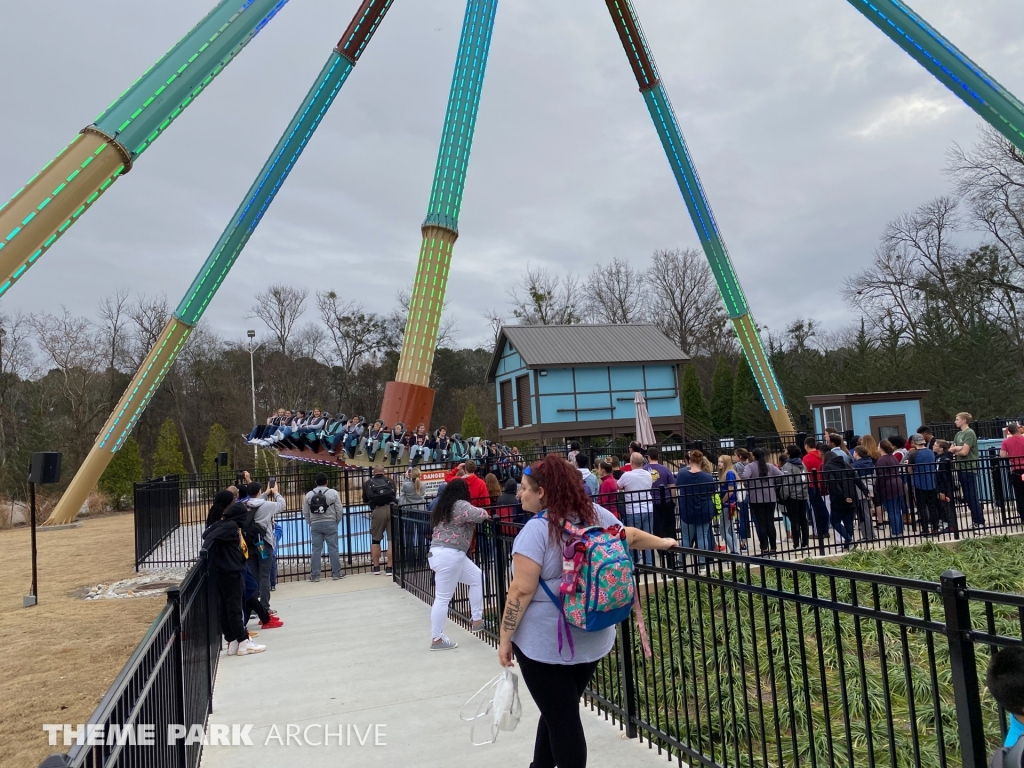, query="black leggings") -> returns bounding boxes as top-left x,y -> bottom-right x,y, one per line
750,502 -> 778,553
215,571 -> 248,643
781,499 -> 809,548
513,643 -> 599,768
